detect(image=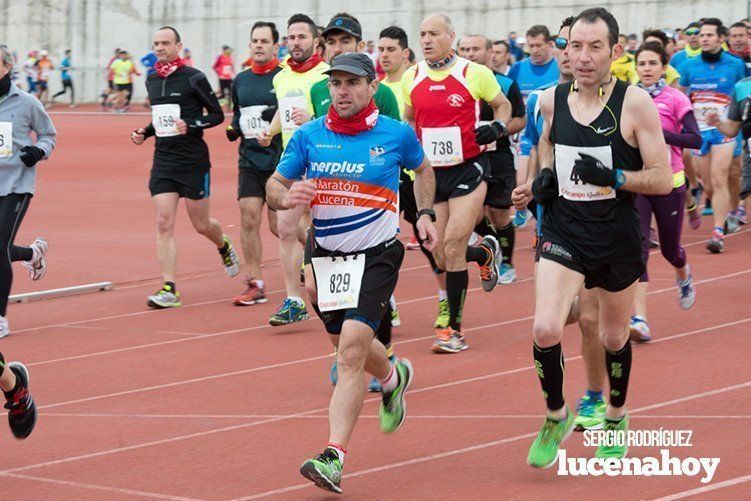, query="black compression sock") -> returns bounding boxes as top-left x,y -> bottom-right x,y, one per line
445,270 -> 468,331
497,223 -> 515,266
466,245 -> 490,265
218,242 -> 229,254
606,340 -> 632,408
473,216 -> 496,238
164,282 -> 176,293
533,342 -> 566,411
